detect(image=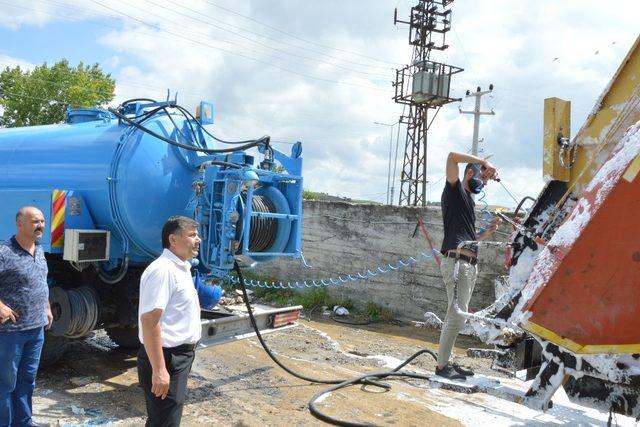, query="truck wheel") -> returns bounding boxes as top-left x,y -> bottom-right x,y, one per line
106,326 -> 141,349
40,332 -> 69,366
